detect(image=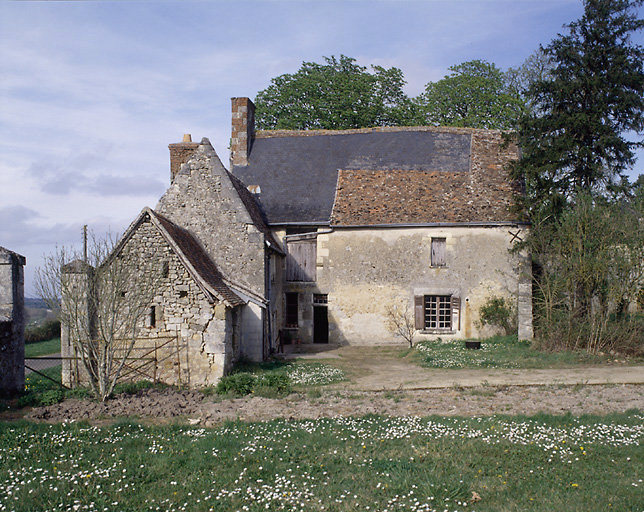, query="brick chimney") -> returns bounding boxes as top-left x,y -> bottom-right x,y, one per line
168,134 -> 199,183
230,97 -> 255,167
